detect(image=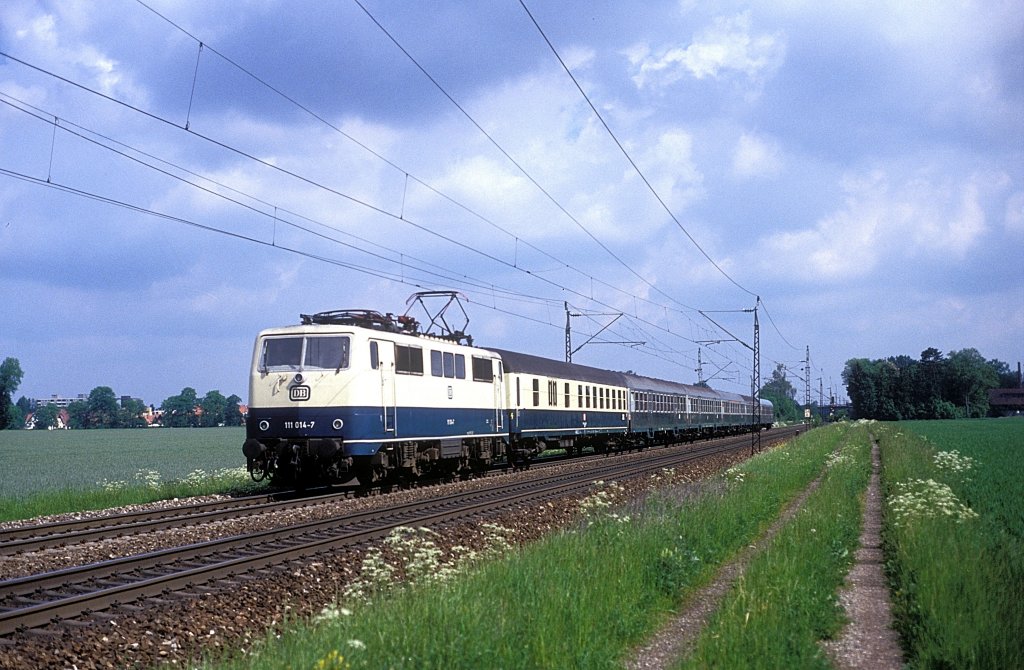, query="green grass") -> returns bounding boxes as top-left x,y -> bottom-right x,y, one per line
0,427 -> 266,521
680,423 -> 872,669
881,418 -> 1024,668
202,425 -> 848,670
